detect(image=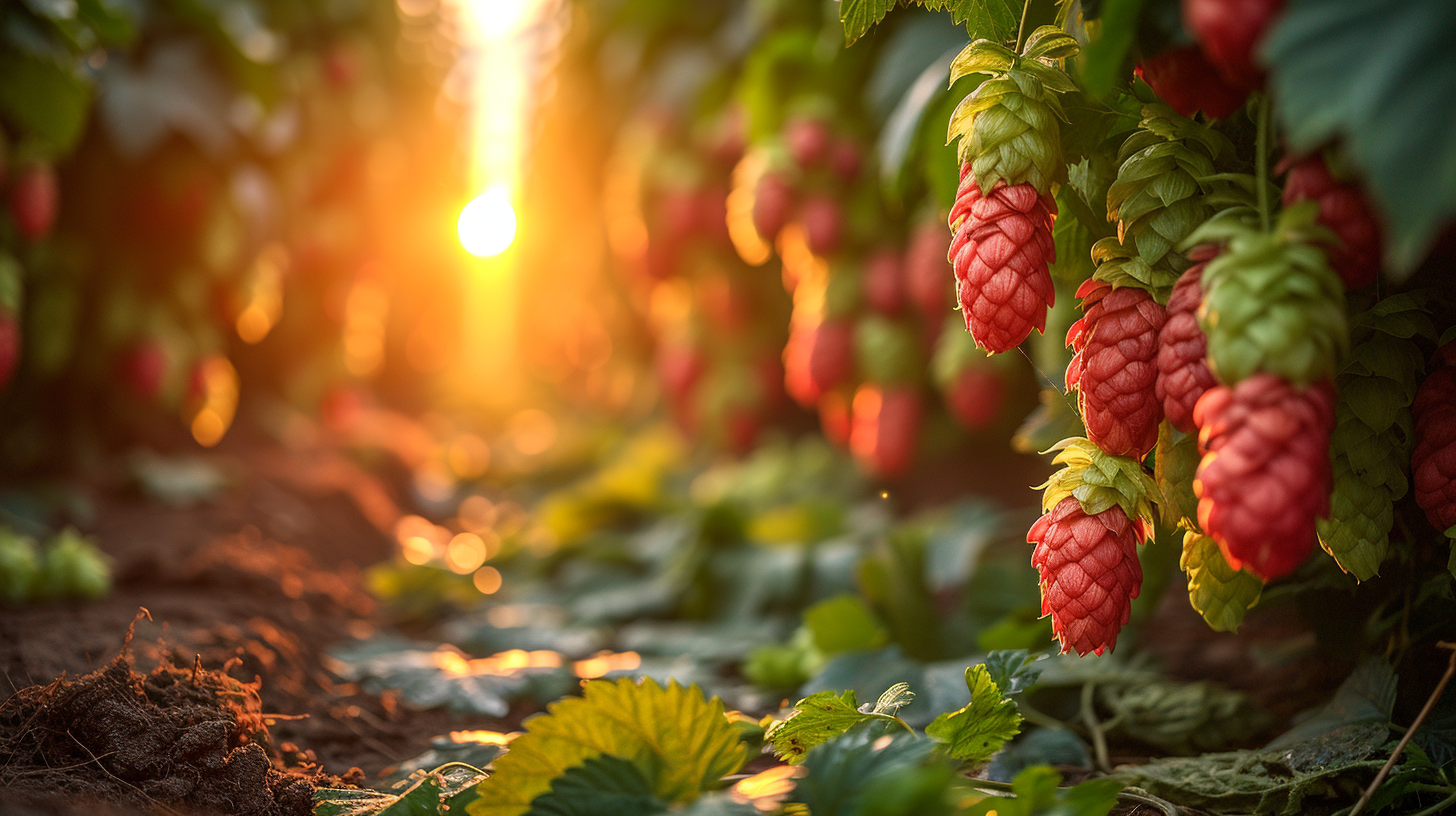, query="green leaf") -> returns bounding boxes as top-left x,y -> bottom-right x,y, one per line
765,689 -> 889,764
315,772 -> 444,816
931,0 -> 1022,44
790,731 -> 942,816
468,678 -> 748,816
804,594 -> 889,655
981,650 -> 1044,695
924,664 -> 1023,765
0,49 -> 91,159
842,0 -> 899,46
1263,0 -> 1456,276
1079,0 -> 1149,97
526,756 -> 666,816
